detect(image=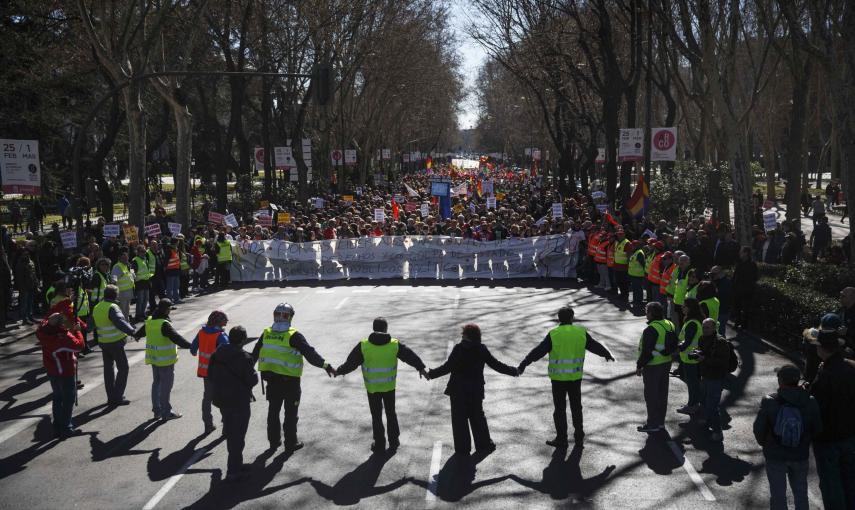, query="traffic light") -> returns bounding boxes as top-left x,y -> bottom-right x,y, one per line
312,63 -> 333,106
